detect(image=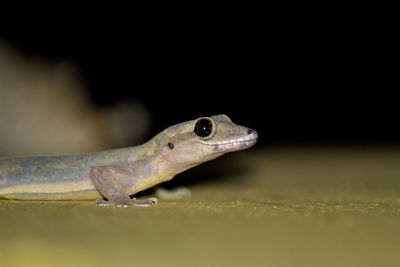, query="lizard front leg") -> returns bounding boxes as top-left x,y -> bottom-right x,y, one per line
90,165 -> 158,207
